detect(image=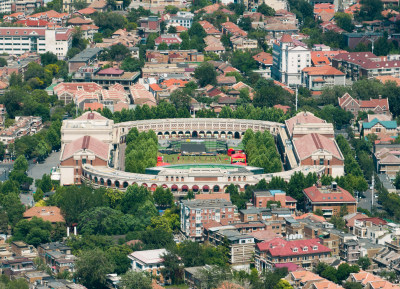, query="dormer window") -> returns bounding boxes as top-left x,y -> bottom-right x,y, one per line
292,247 -> 298,252
313,246 -> 318,250
303,246 -> 308,251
